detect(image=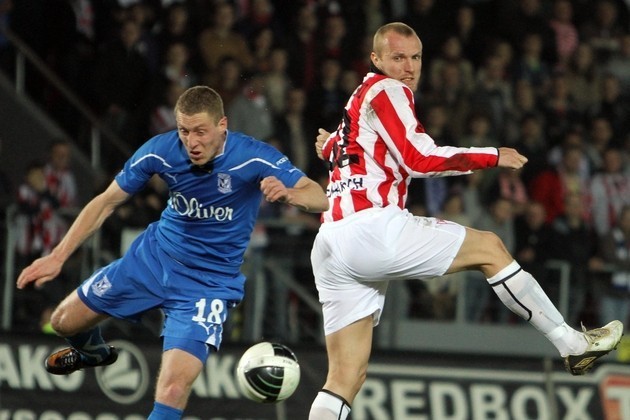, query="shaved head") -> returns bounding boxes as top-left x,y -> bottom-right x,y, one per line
373,22 -> 418,55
